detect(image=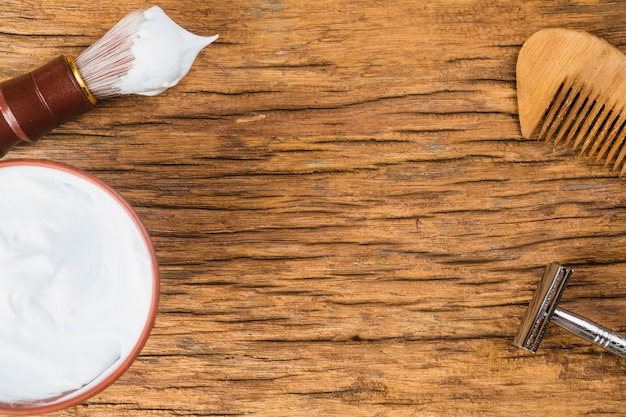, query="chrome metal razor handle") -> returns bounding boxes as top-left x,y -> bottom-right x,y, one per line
552,308 -> 626,359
